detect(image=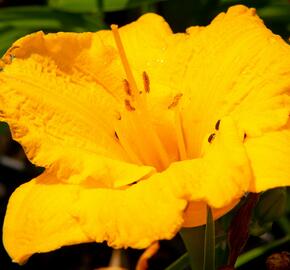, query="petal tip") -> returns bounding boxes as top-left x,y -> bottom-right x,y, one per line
228,5 -> 256,16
